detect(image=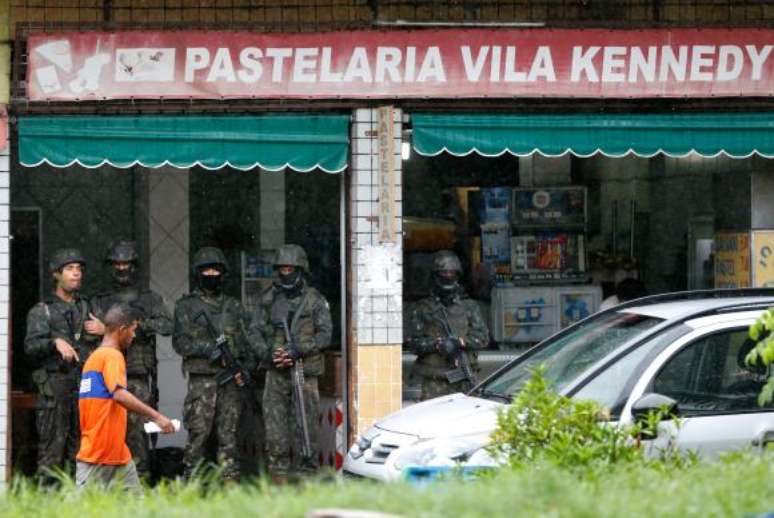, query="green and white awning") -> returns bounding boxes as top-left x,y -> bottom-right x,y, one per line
19,114 -> 350,173
412,113 -> 774,159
